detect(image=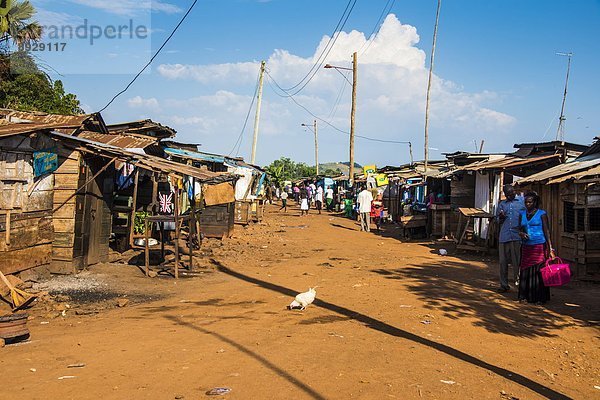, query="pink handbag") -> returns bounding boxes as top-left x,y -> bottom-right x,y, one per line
540,257 -> 571,287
